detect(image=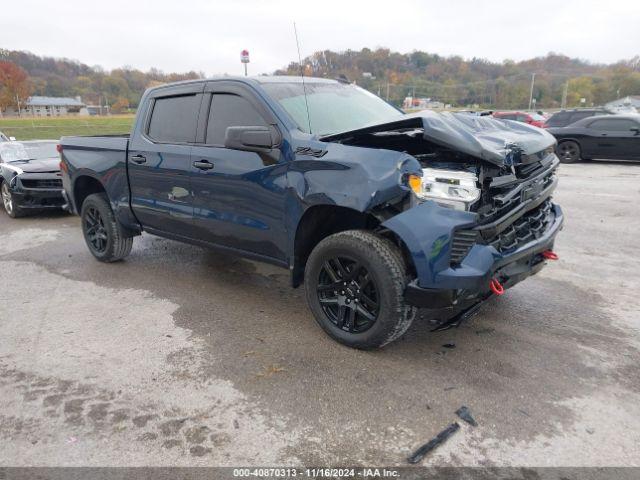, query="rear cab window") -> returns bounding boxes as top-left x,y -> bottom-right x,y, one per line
147,94 -> 200,143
